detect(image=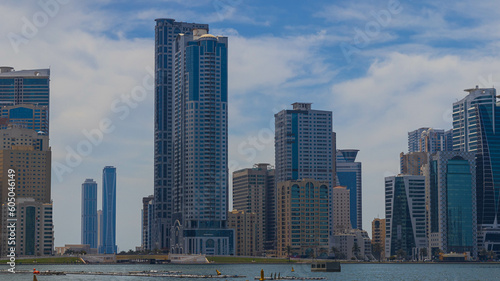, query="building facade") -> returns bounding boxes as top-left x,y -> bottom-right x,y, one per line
276,179 -> 330,258
423,151 -> 477,258
168,29 -> 233,255
153,19 -> 209,251
232,163 -> 275,255
385,175 -> 426,260
332,229 -> 372,260
100,166 -> 117,254
0,104 -> 49,134
0,67 -> 50,107
1,198 -> 53,256
452,86 -> 500,255
400,152 -> 428,176
141,195 -> 154,251
227,210 -> 257,256
332,186 -> 351,234
408,127 -> 452,153
336,149 -> 362,229
372,218 -> 386,260
81,179 -> 98,250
